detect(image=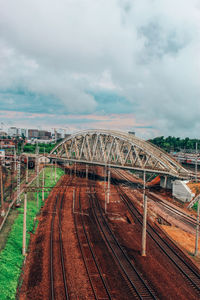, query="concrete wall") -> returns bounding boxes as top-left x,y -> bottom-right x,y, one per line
172,180 -> 195,202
